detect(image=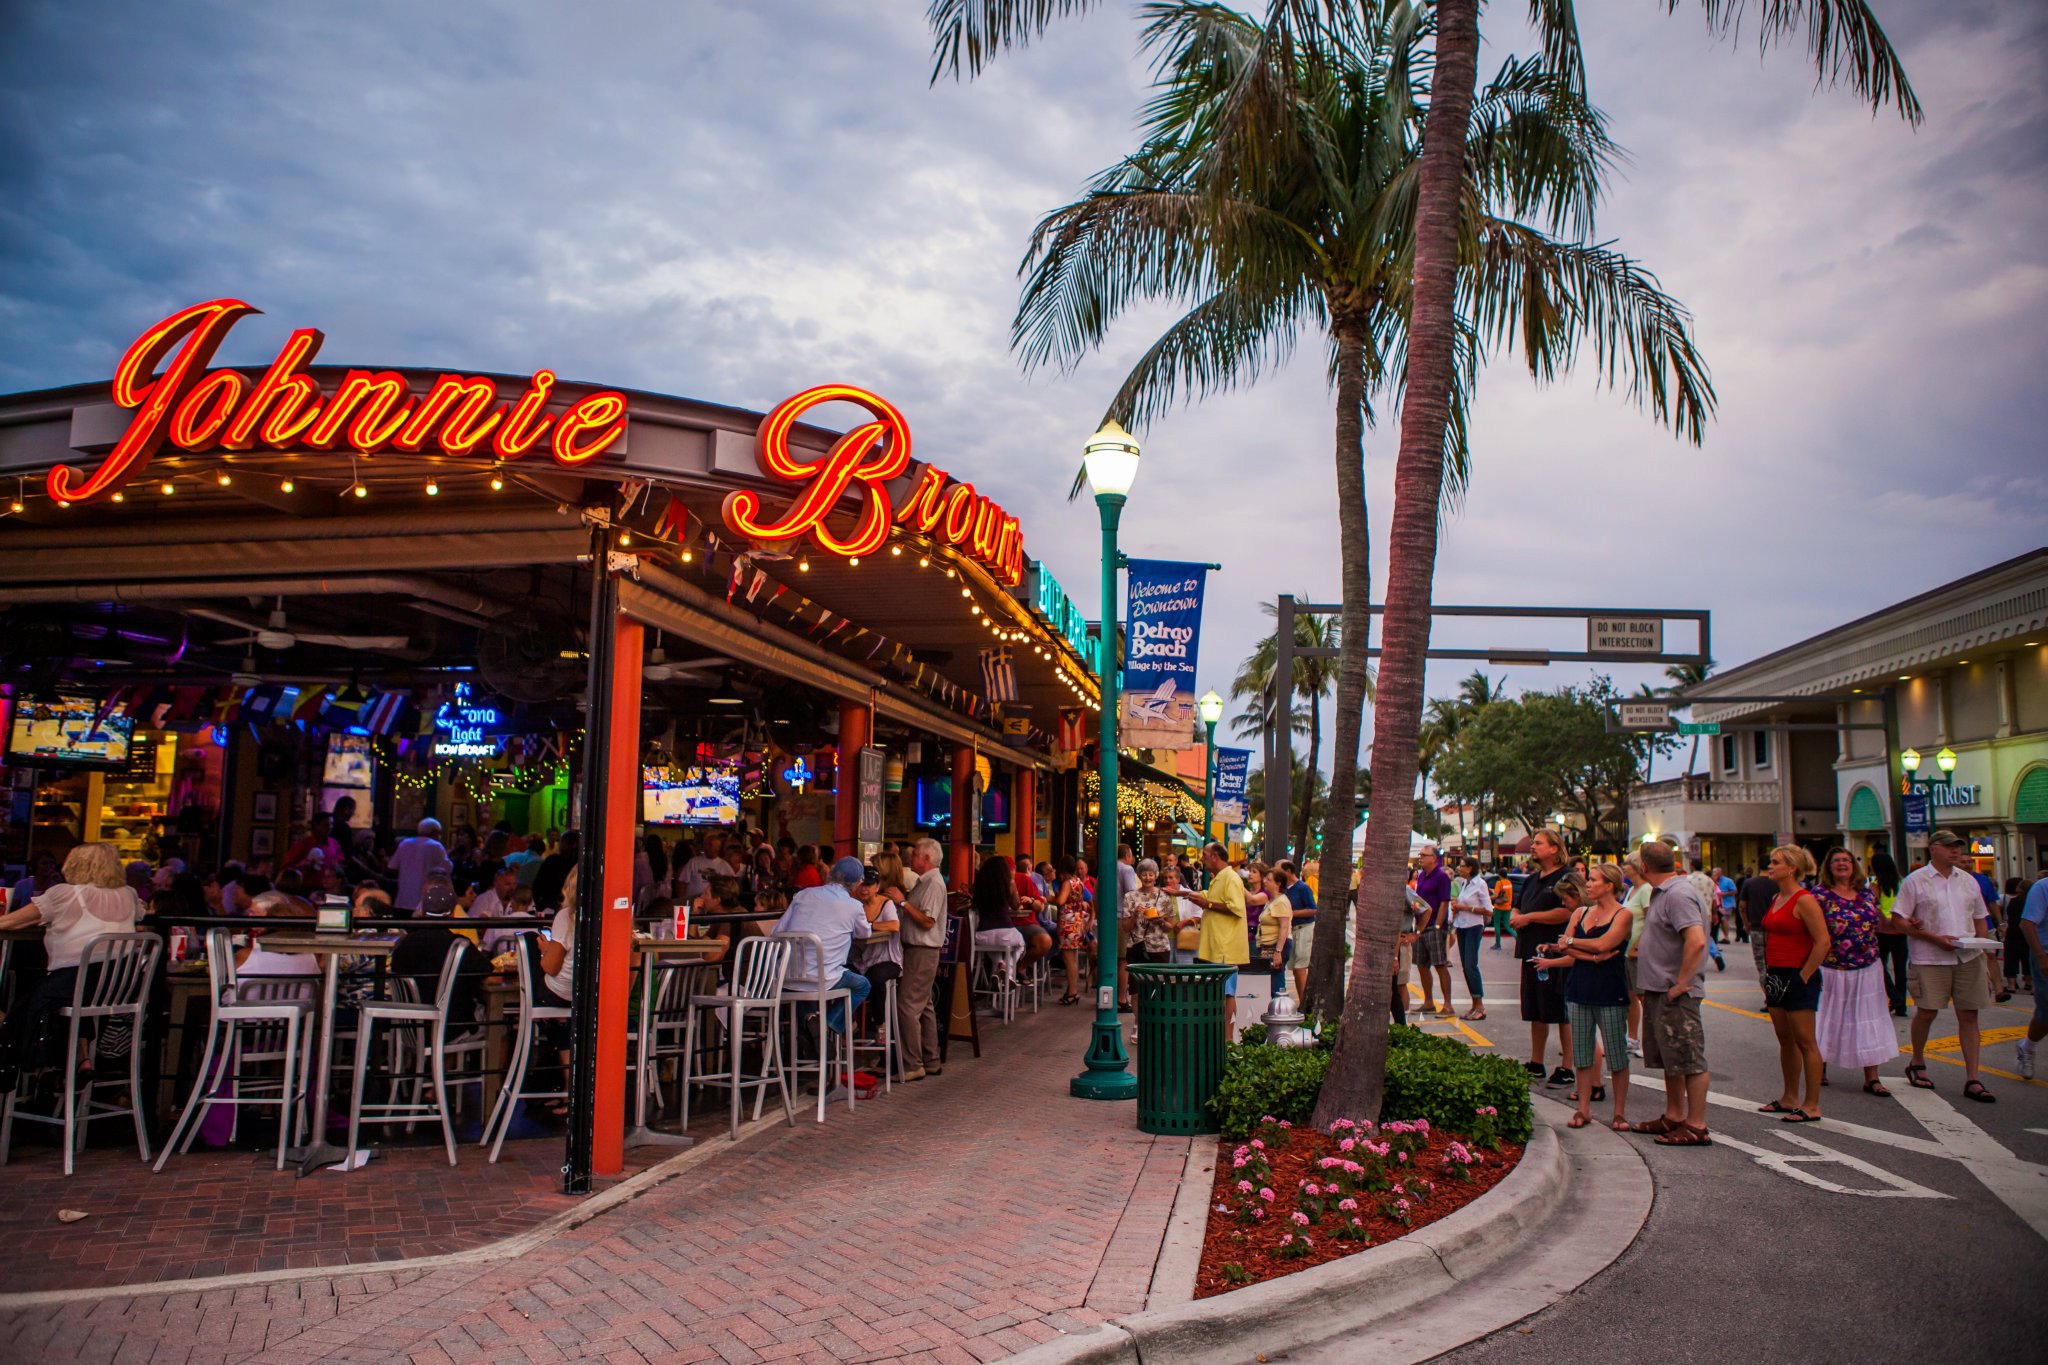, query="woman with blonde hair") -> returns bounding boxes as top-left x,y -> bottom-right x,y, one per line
0,842 -> 141,1091
1760,844 -> 1832,1121
1535,862 -> 1634,1130
1812,846 -> 1894,1097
